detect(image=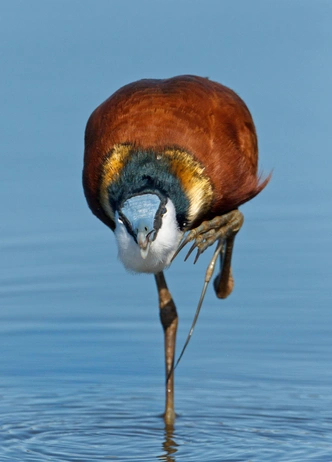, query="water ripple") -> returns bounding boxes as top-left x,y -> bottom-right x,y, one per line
0,380 -> 331,461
